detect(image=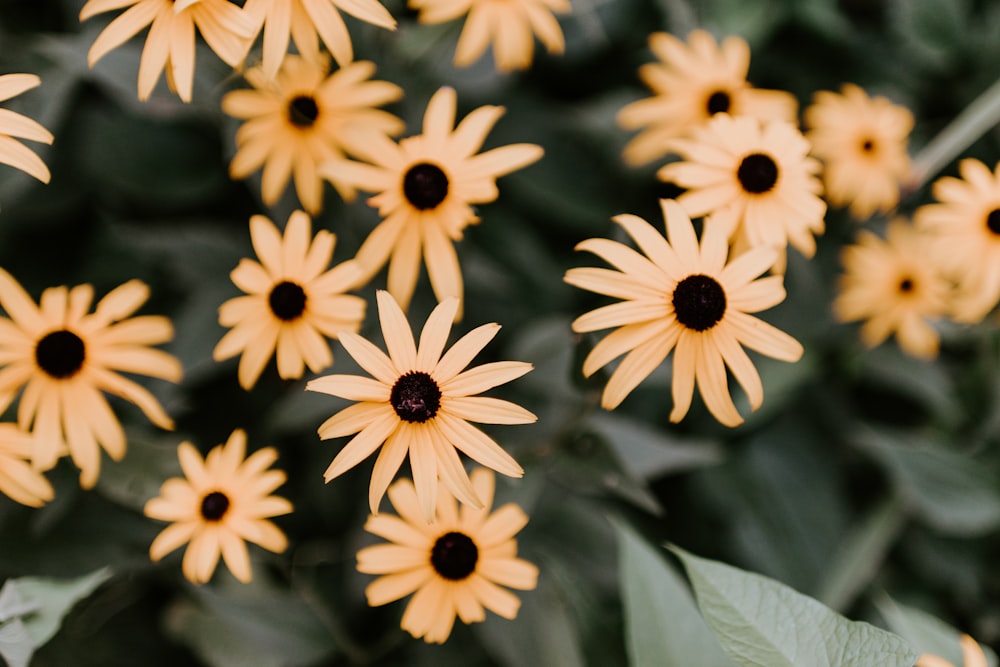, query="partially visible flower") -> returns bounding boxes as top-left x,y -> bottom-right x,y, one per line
408,0 -> 569,73
306,290 -> 534,521
914,158 -> 1000,323
244,0 -> 396,79
223,55 -> 403,215
564,199 -> 803,427
0,74 -> 53,184
0,424 -> 54,507
80,0 -> 256,103
321,87 -> 542,313
805,84 -> 914,220
213,211 -> 366,390
915,634 -> 988,667
145,429 -> 292,584
833,220 -> 950,360
357,468 -> 538,643
0,269 -> 182,488
617,30 -> 798,167
659,114 -> 826,261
